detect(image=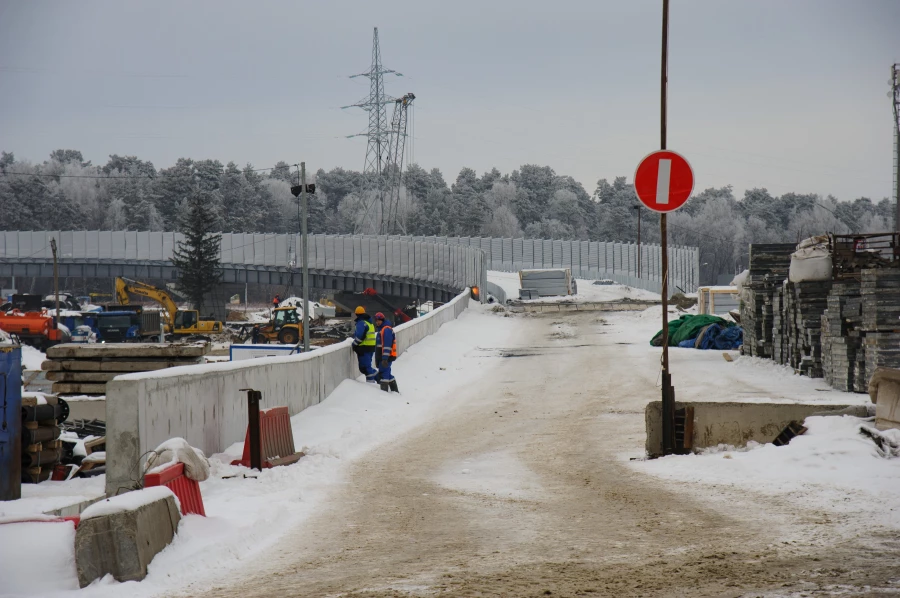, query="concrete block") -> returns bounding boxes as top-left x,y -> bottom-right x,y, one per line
645,401 -> 870,456
75,488 -> 180,587
869,367 -> 900,431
